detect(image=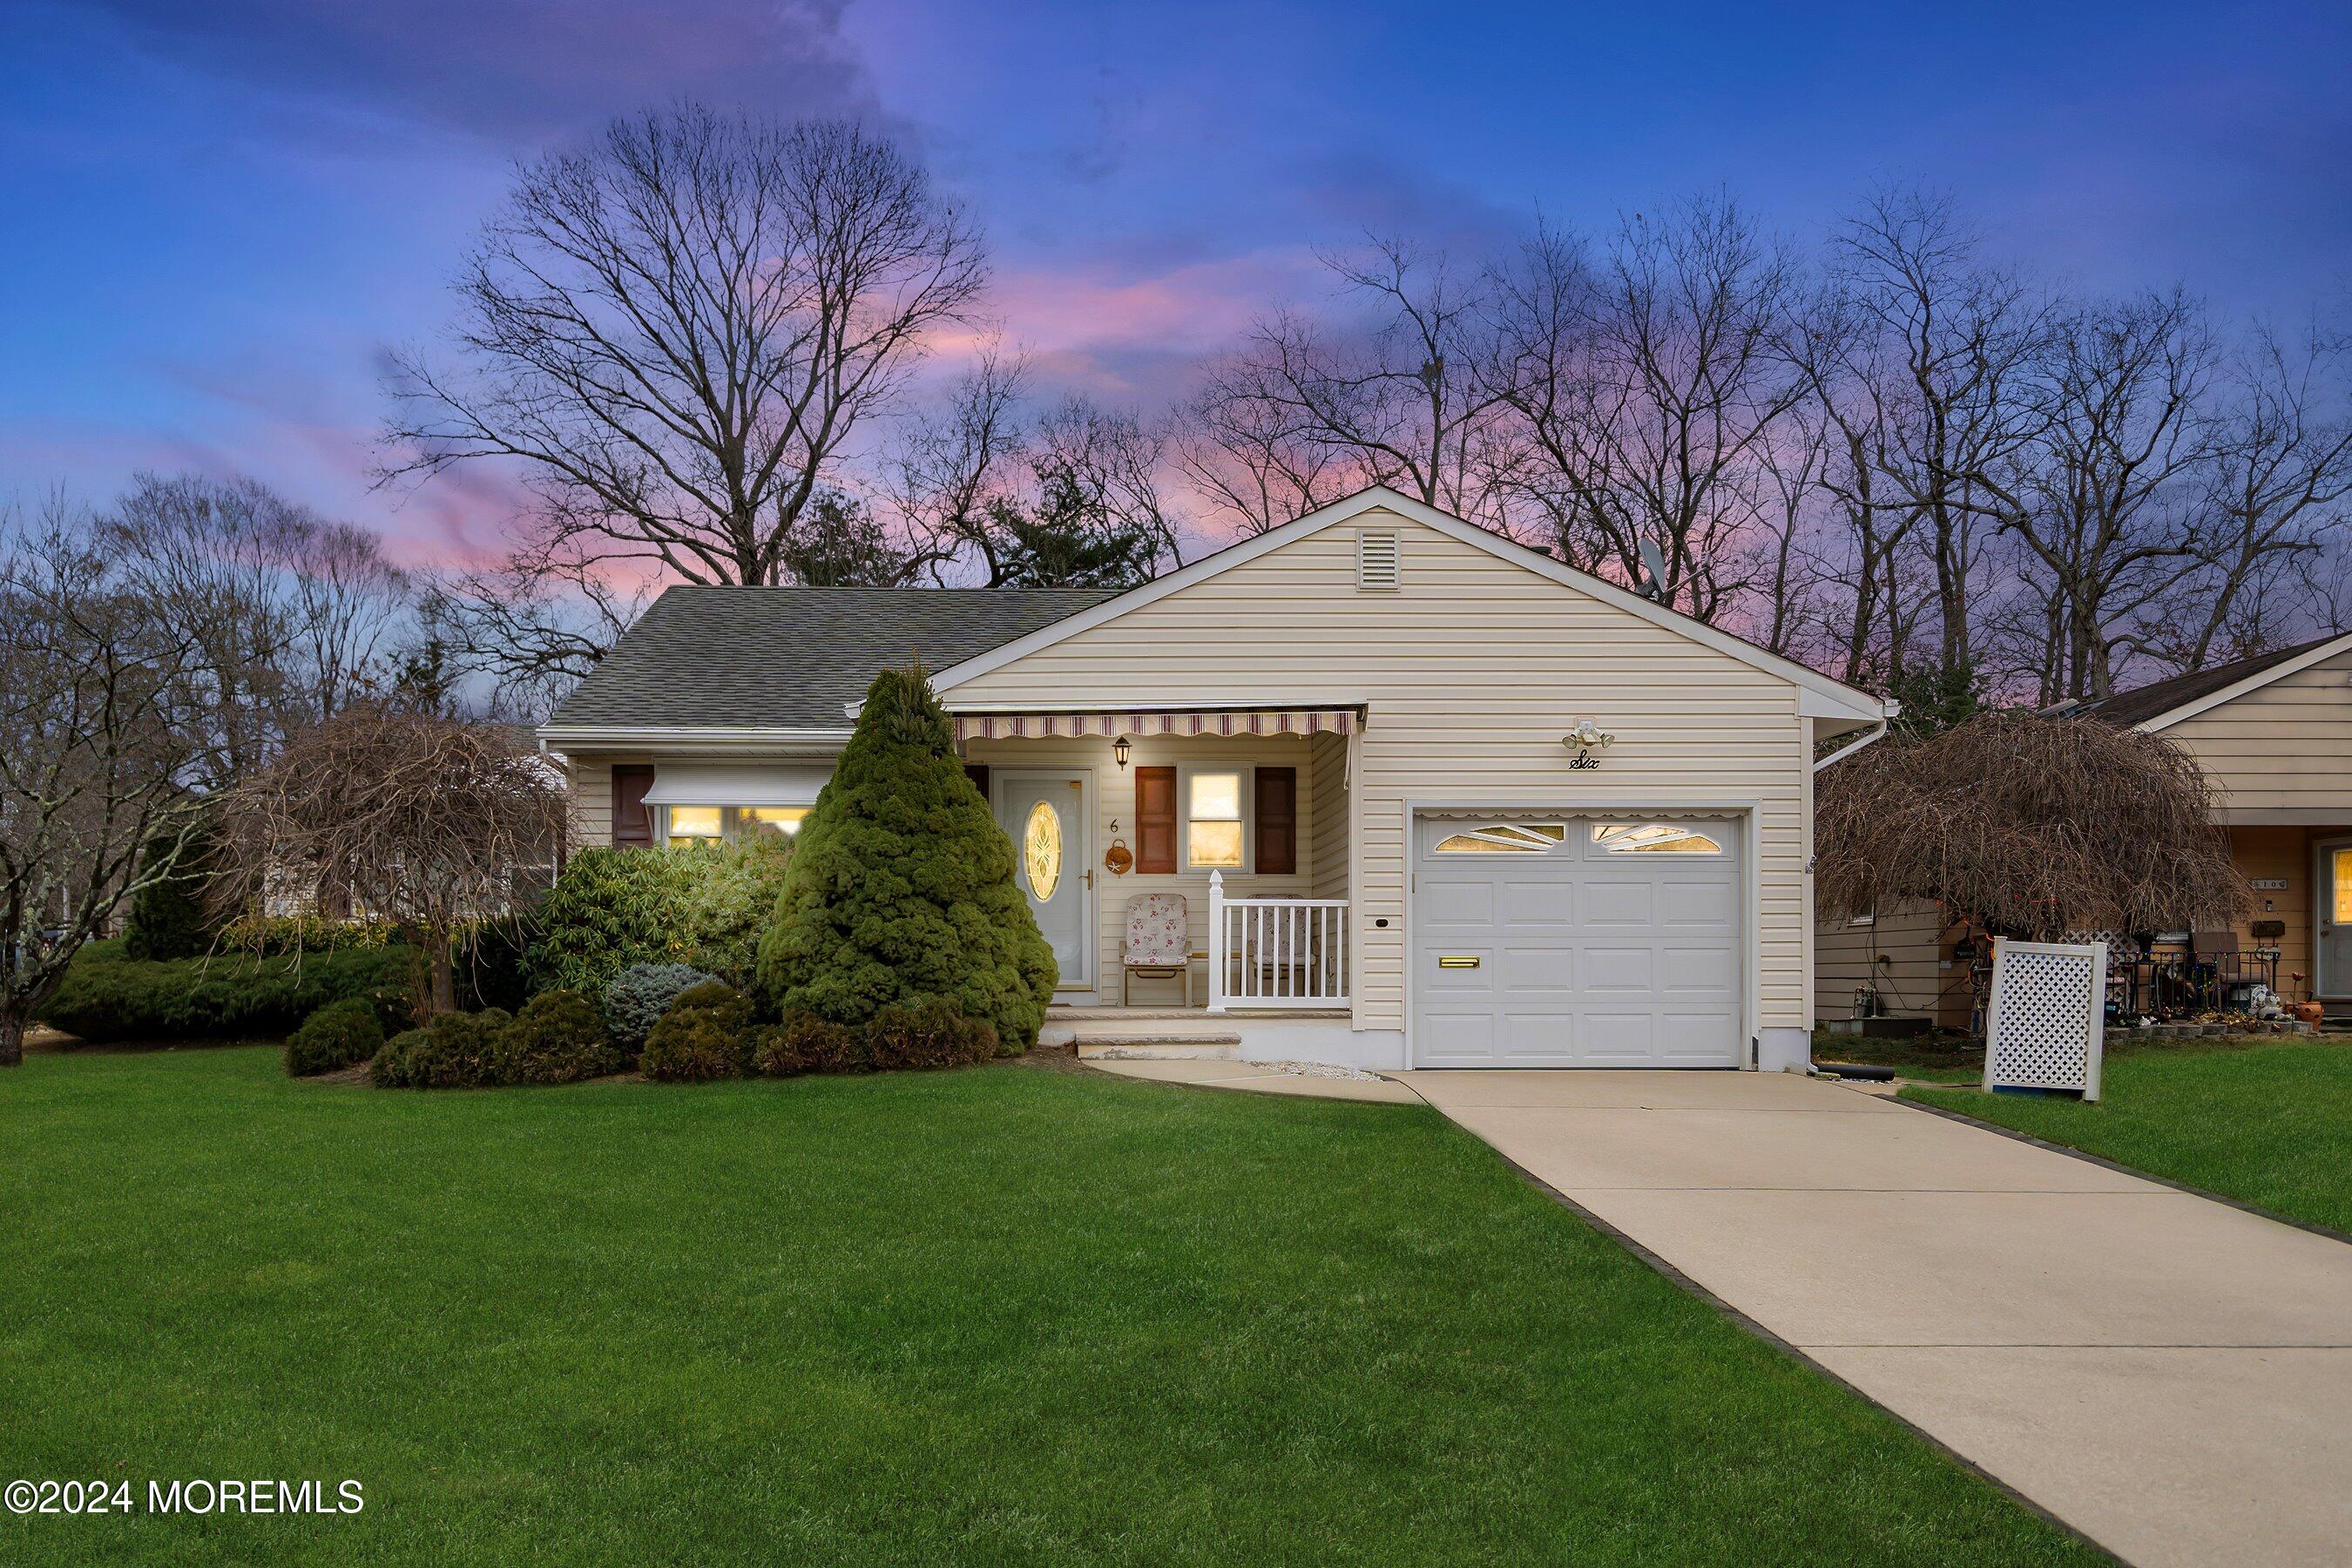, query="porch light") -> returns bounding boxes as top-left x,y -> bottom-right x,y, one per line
1113,735 -> 1132,769
1562,719 -> 1615,770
